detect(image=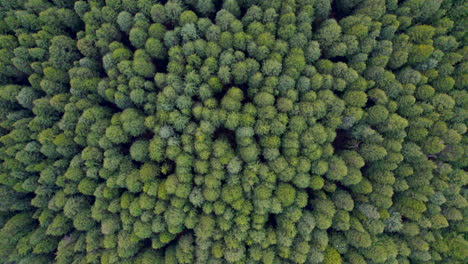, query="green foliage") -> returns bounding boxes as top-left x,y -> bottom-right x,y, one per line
0,1 -> 465,263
